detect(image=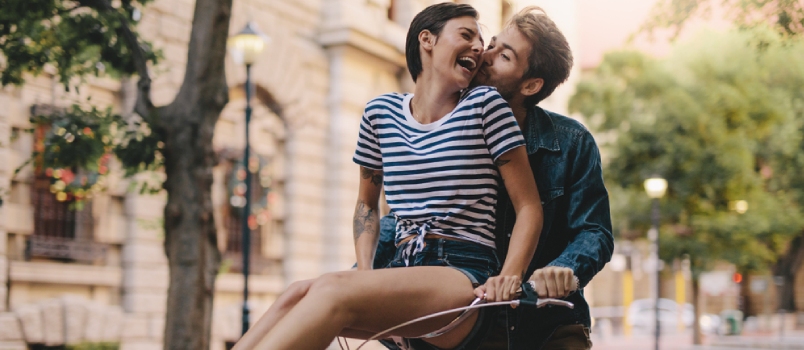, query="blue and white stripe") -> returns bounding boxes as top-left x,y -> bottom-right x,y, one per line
353,86 -> 525,256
